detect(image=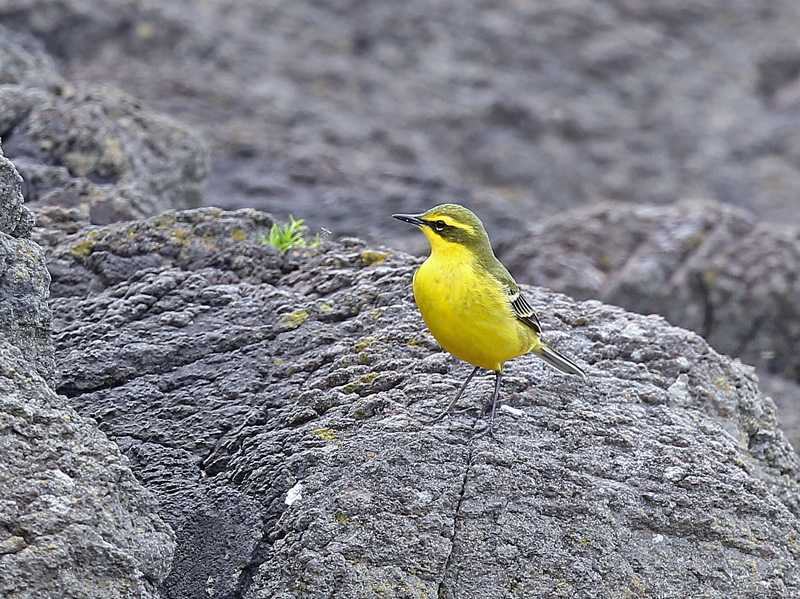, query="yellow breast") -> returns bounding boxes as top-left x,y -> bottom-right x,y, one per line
412,248 -> 537,371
